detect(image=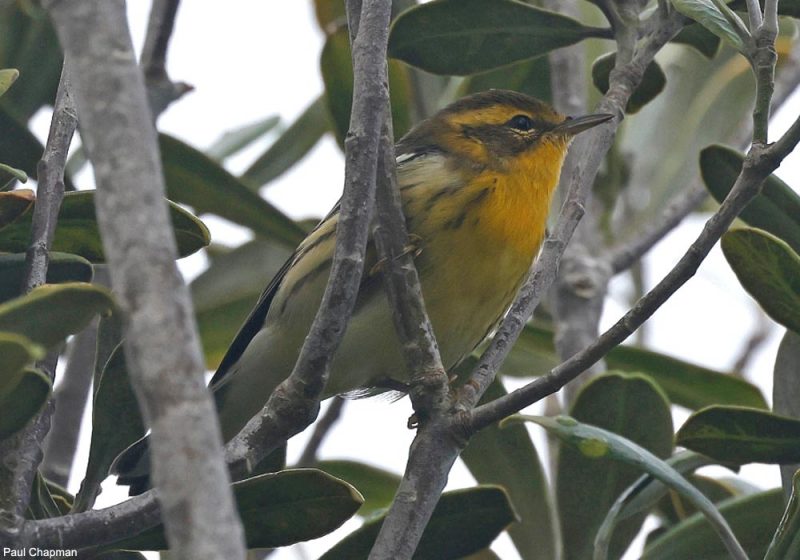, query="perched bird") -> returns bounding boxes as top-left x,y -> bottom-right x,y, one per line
114,90 -> 612,493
